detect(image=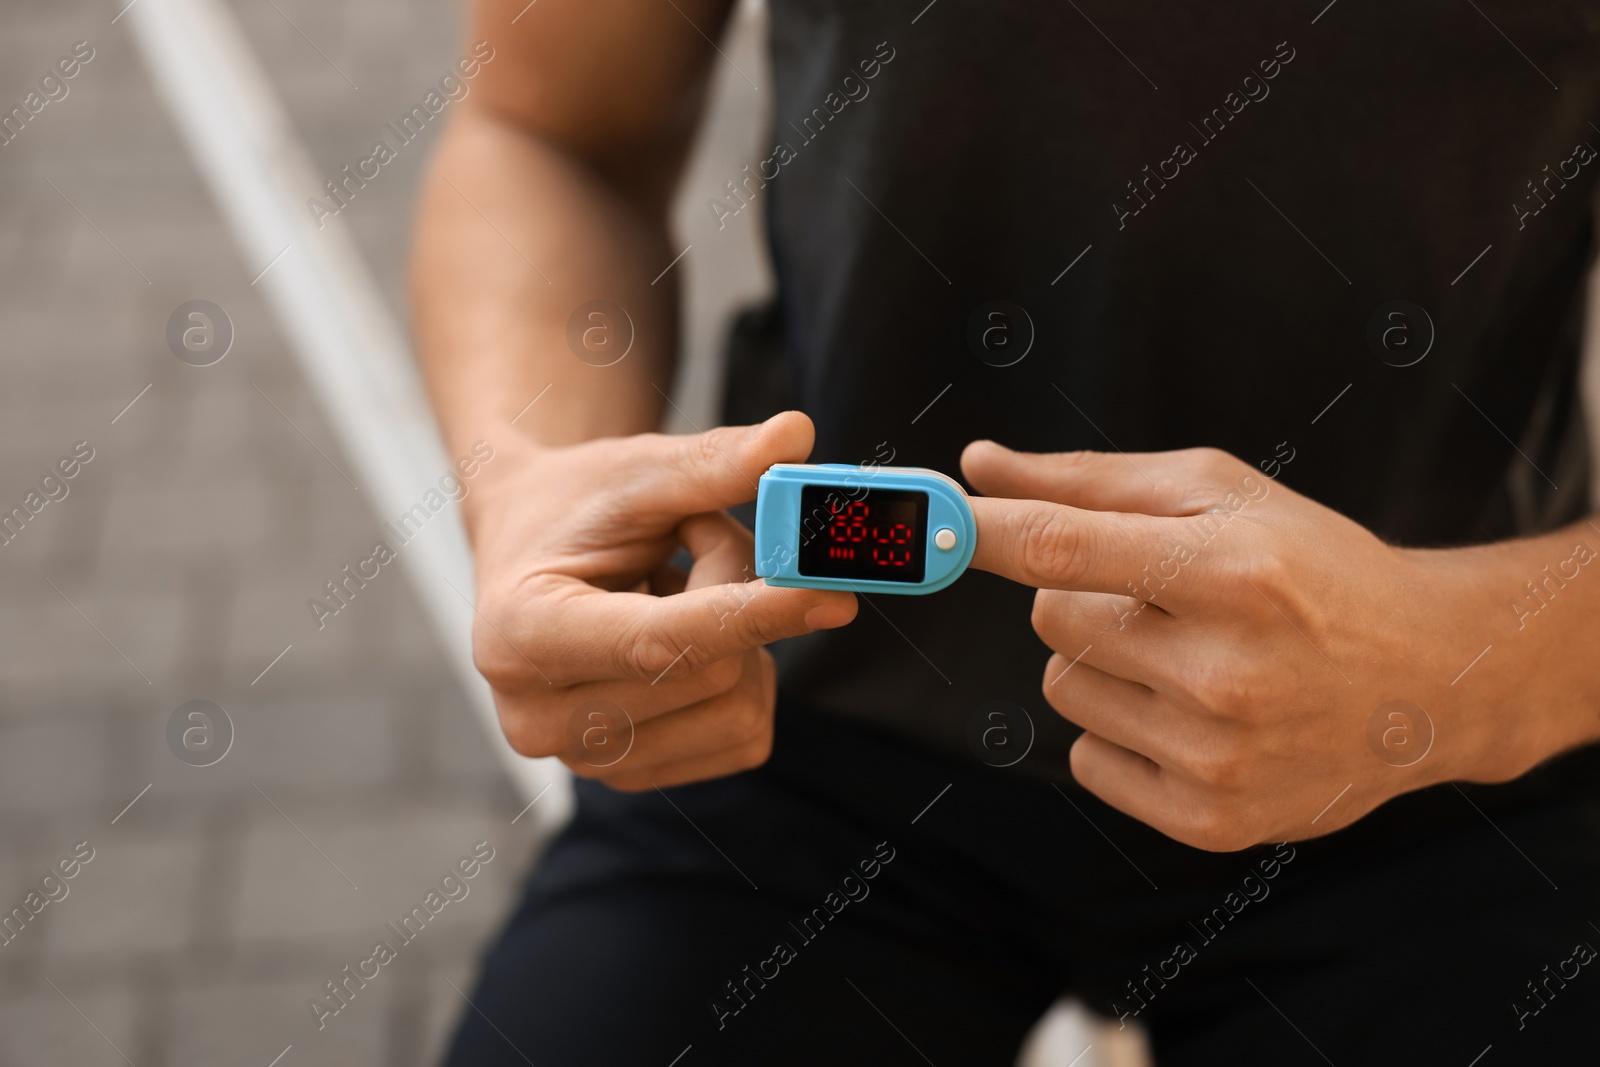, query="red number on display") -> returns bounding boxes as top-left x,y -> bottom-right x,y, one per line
830,501 -> 869,543
825,500 -> 915,570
